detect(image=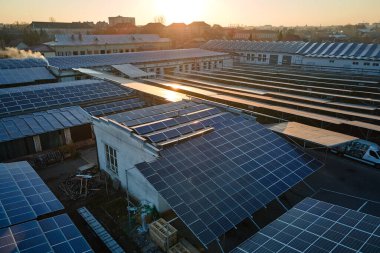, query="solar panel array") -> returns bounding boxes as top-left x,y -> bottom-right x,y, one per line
0,106 -> 91,142
0,67 -> 56,86
83,98 -> 145,117
46,48 -> 228,70
232,198 -> 380,253
0,214 -> 93,253
0,161 -> 64,228
107,101 -> 208,126
134,105 -> 323,246
0,58 -> 48,69
297,42 -> 380,60
0,79 -> 132,117
202,40 -> 306,54
202,40 -> 380,60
